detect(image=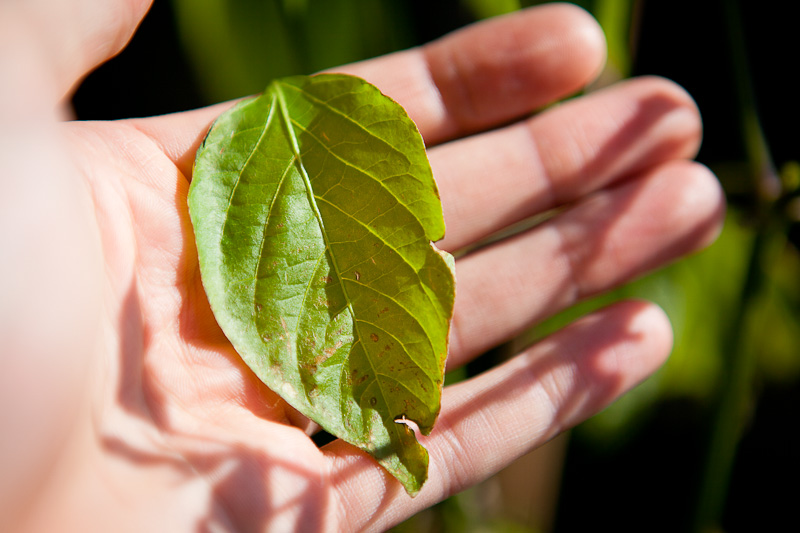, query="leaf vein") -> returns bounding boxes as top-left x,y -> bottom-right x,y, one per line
354,318 -> 438,383
289,117 -> 427,217
219,95 -> 278,249
345,279 -> 437,356
277,81 -> 409,160
316,195 -> 443,333
252,154 -> 296,312
275,82 -> 399,433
